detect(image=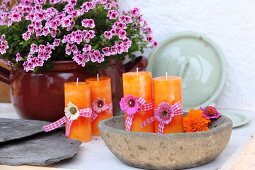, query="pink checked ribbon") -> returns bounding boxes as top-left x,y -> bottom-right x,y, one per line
141,102 -> 183,134
43,108 -> 92,136
120,95 -> 153,131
